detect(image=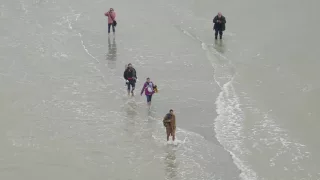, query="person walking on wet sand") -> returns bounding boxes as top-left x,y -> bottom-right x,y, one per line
123,63 -> 137,96
104,8 -> 117,34
140,77 -> 157,107
213,12 -> 226,39
163,109 -> 176,142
